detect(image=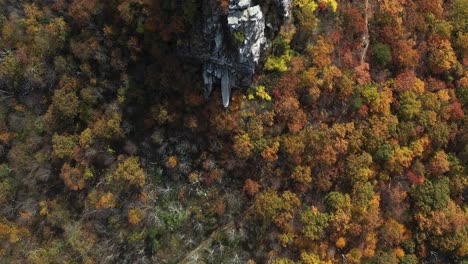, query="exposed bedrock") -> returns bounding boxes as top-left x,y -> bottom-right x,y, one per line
179,0 -> 290,107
